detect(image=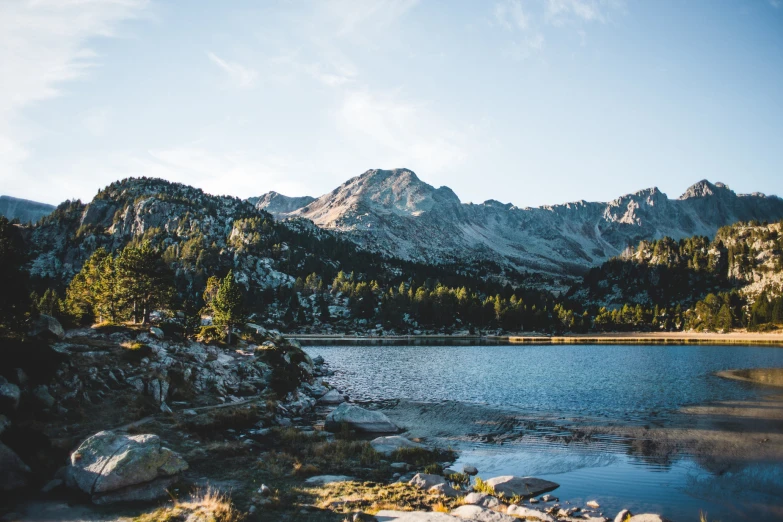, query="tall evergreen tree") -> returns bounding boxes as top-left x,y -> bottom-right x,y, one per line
212,270 -> 246,344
